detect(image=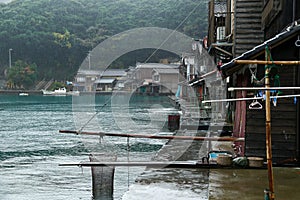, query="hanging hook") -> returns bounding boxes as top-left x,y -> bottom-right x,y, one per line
295,35 -> 300,47
249,99 -> 263,109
